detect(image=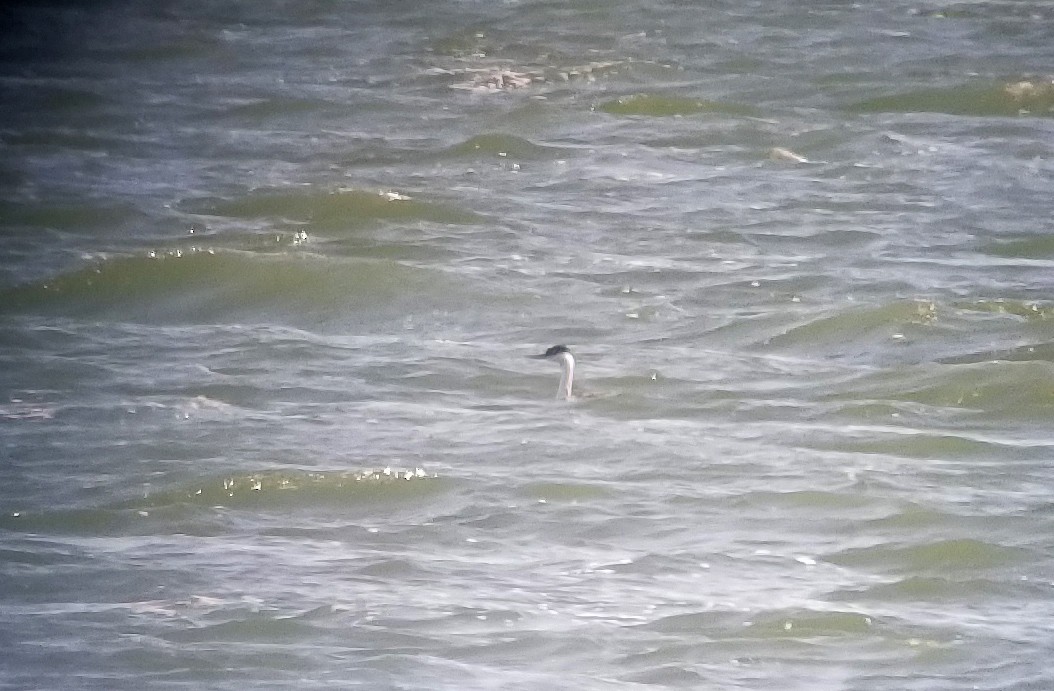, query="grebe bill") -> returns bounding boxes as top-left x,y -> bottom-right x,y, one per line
530,344 -> 575,400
